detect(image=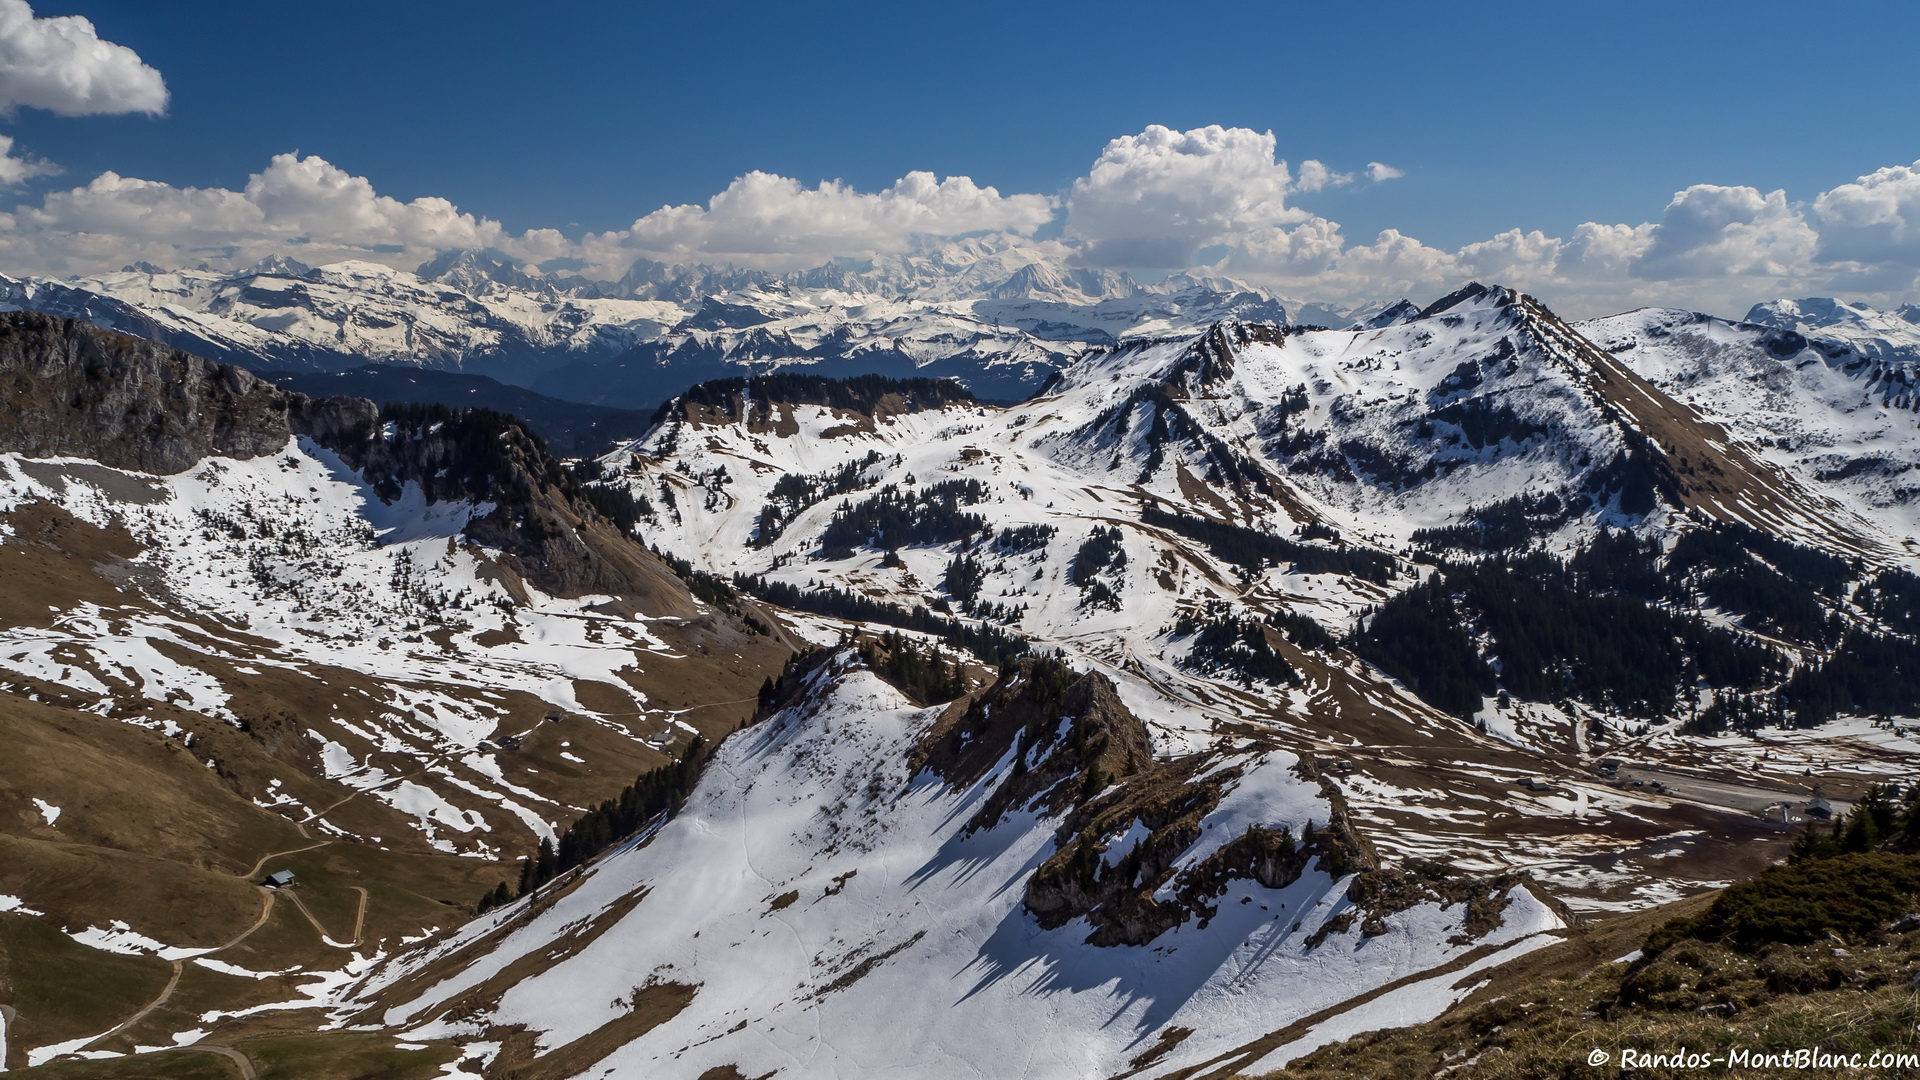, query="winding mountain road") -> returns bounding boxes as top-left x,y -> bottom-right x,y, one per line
180,1043 -> 258,1080
285,885 -> 369,948
240,836 -> 330,881
72,886 -> 279,1055
78,960 -> 183,1053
